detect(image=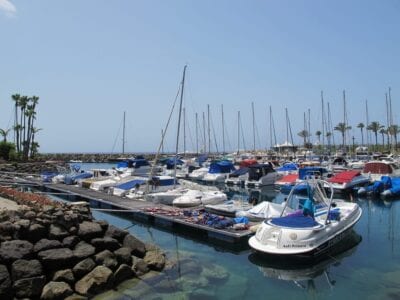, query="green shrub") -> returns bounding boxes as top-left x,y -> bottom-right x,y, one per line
0,142 -> 16,161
